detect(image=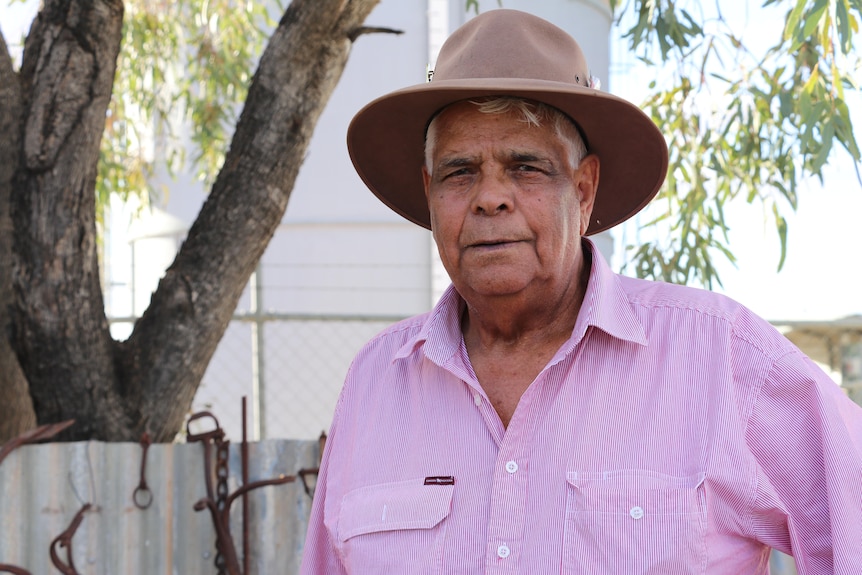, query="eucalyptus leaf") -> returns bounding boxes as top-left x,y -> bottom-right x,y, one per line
616,0 -> 861,288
